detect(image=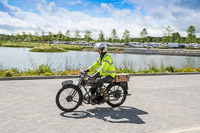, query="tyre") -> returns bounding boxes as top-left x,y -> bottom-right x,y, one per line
56,84 -> 83,112
106,83 -> 127,107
